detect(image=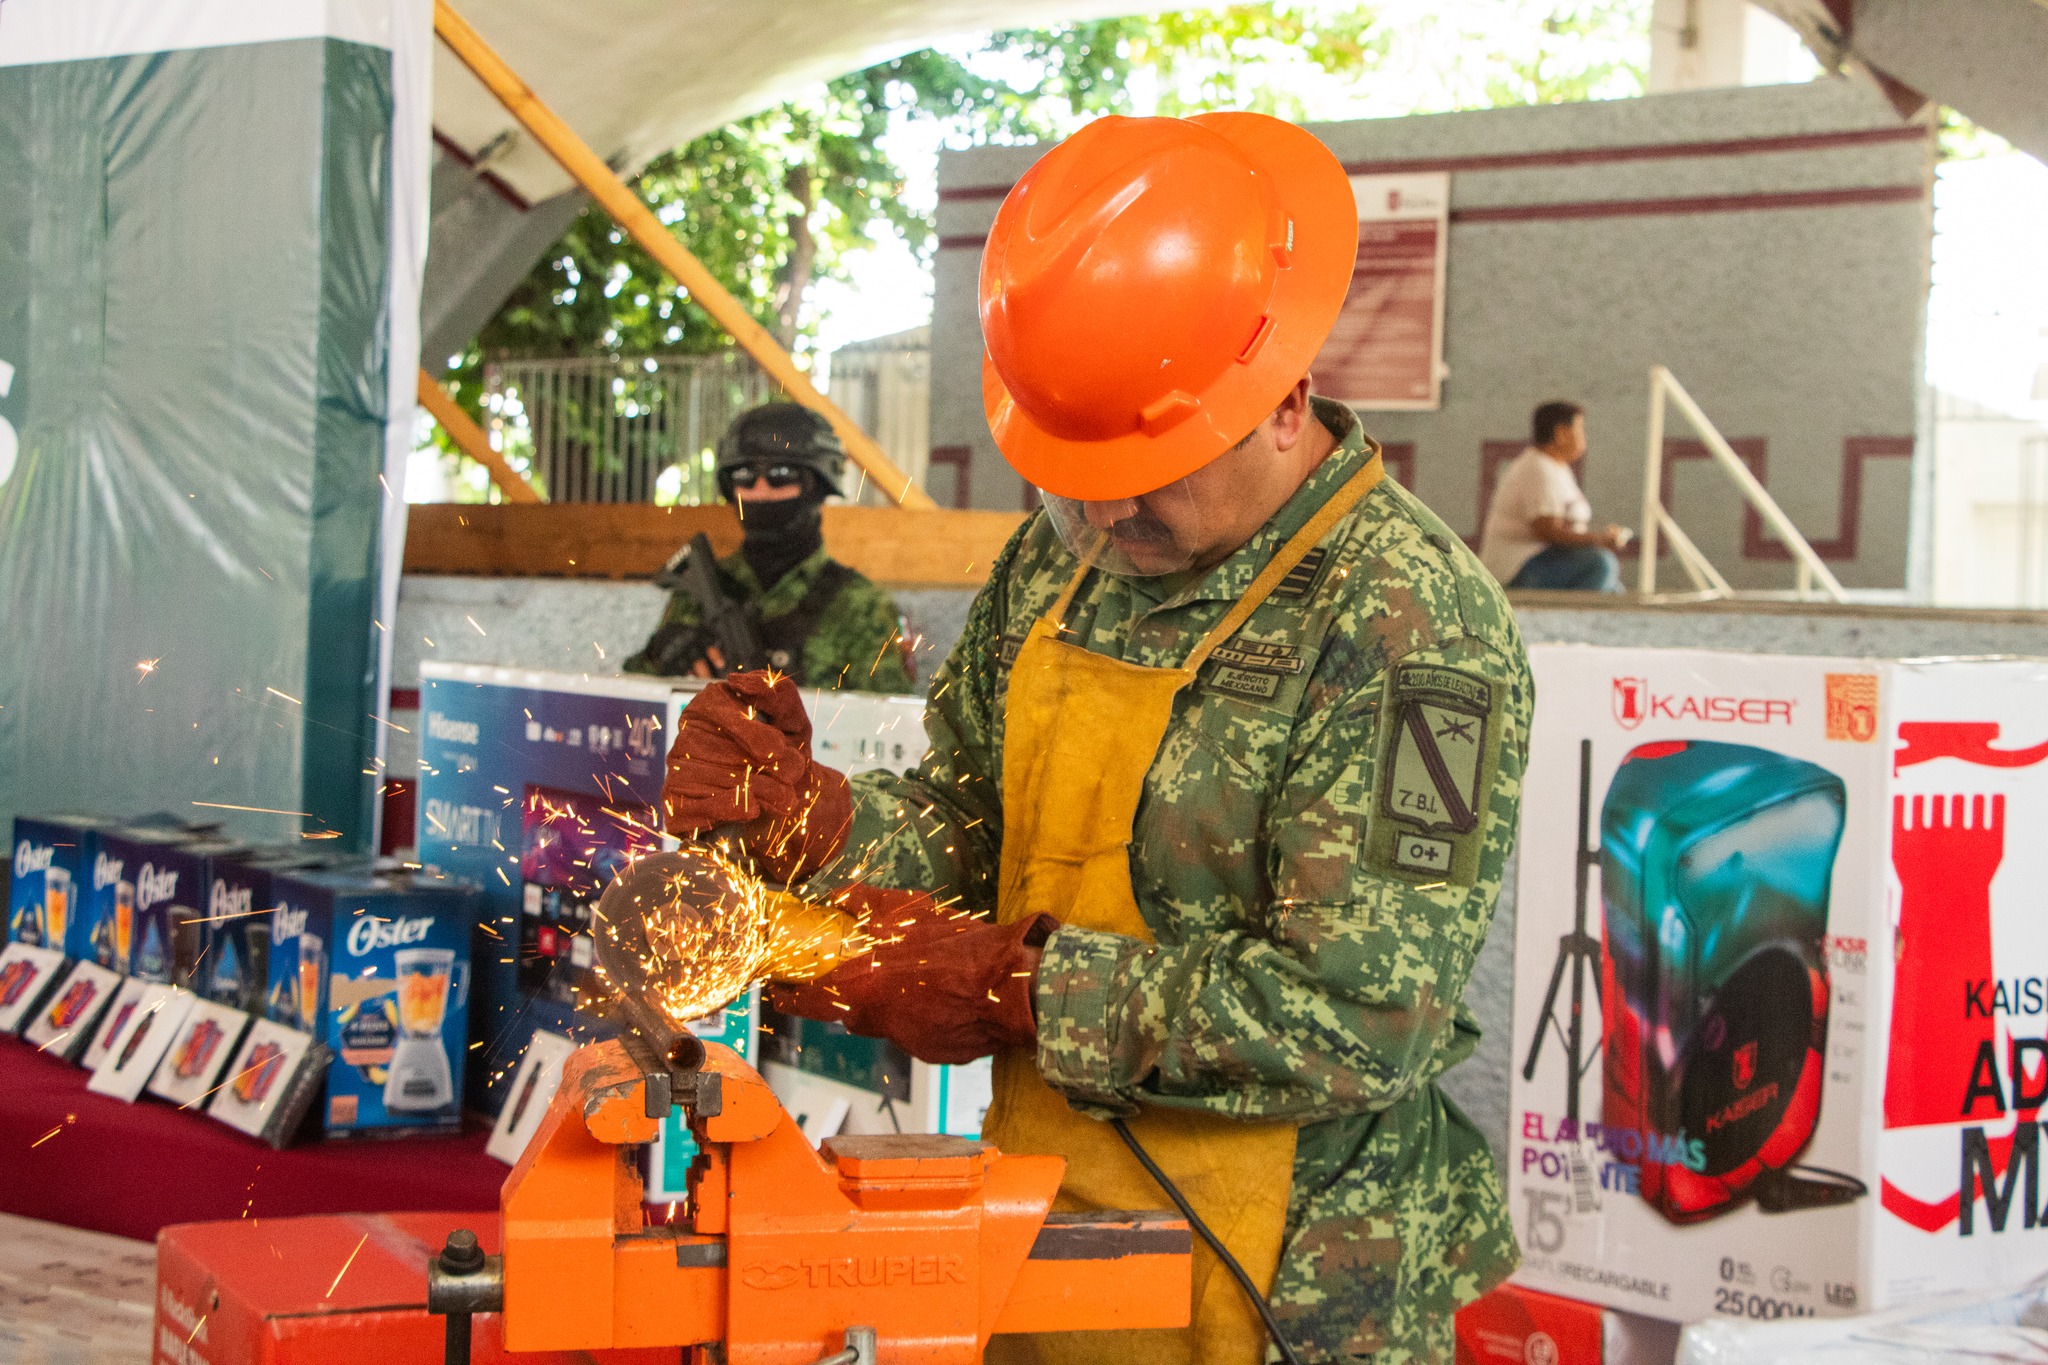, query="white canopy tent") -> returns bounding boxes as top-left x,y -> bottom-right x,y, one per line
421,0 -> 1144,358
422,0 -> 2048,360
